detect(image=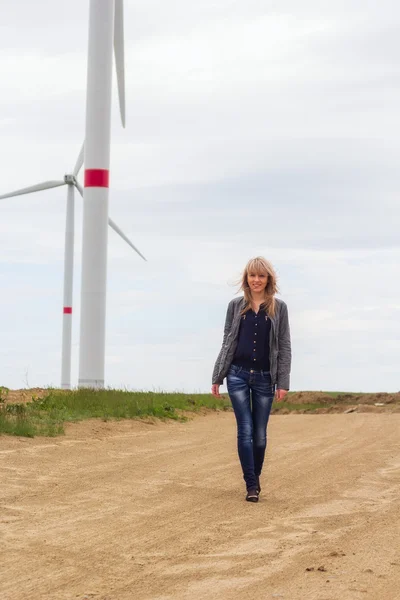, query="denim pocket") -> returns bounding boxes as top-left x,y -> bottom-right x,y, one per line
260,372 -> 274,394
228,364 -> 242,375
261,371 -> 272,381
